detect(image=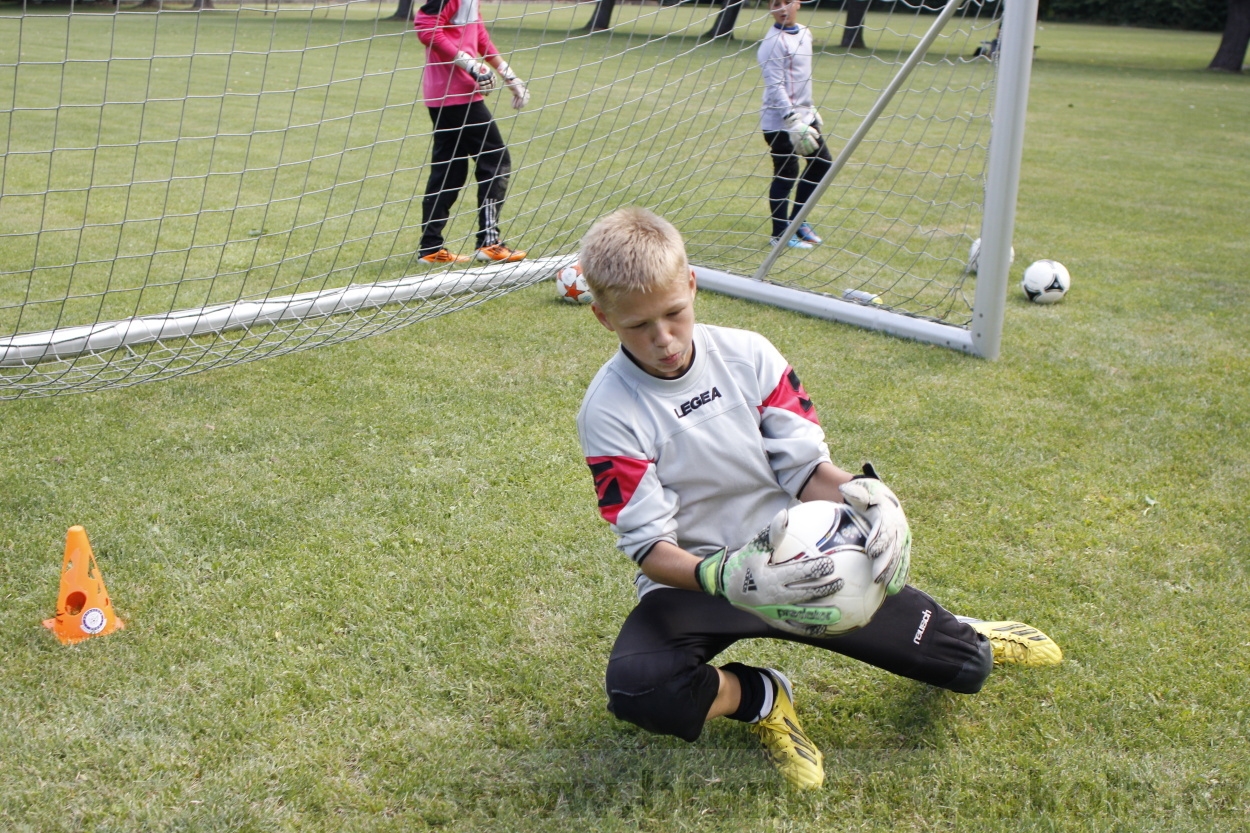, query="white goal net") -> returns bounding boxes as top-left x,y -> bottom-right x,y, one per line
0,0 -> 1034,399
